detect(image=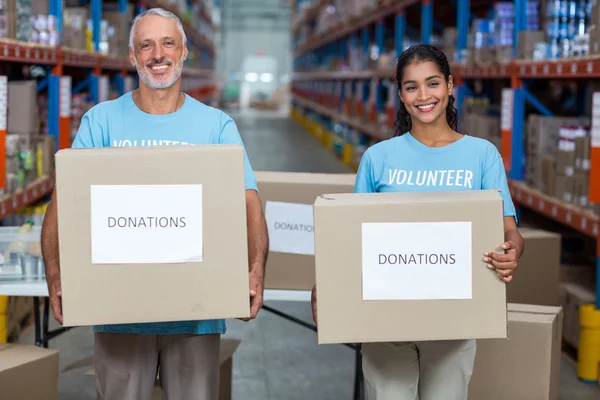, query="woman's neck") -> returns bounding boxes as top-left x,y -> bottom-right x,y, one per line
410,116 -> 460,147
